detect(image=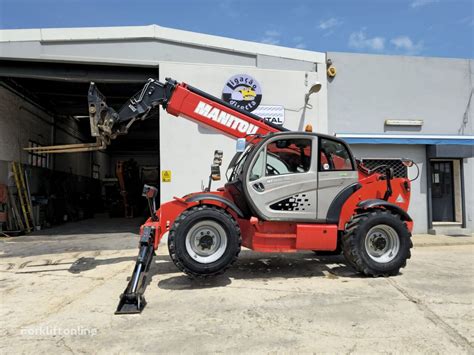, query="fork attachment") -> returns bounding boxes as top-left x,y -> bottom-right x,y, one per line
115,226 -> 156,314
23,138 -> 107,154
